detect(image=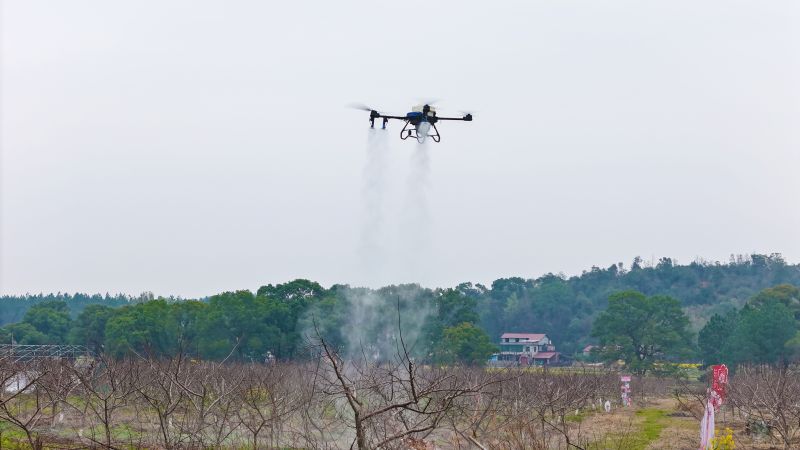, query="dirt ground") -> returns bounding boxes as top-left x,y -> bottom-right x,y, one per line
566,397 -> 783,450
